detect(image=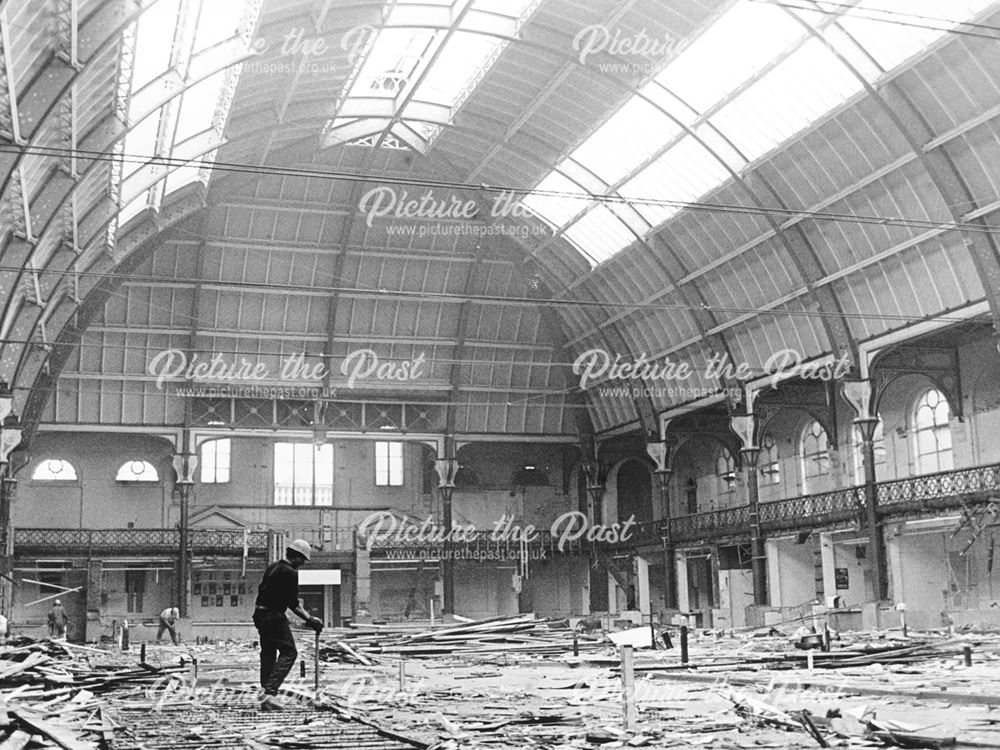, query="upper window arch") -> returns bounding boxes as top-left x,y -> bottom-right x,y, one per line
716,448 -> 736,494
116,460 -> 159,482
800,420 -> 830,493
32,459 -> 78,481
760,433 -> 780,485
913,387 -> 952,474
